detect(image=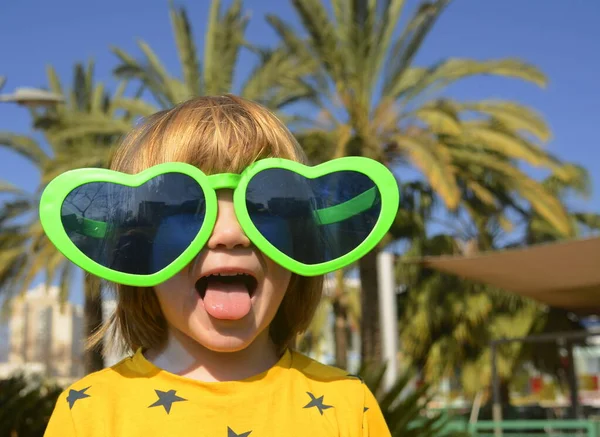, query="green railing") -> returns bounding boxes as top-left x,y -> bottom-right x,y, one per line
445,419 -> 600,437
